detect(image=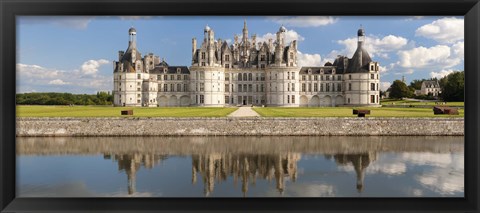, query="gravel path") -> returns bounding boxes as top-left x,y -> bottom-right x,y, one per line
227,107 -> 260,117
